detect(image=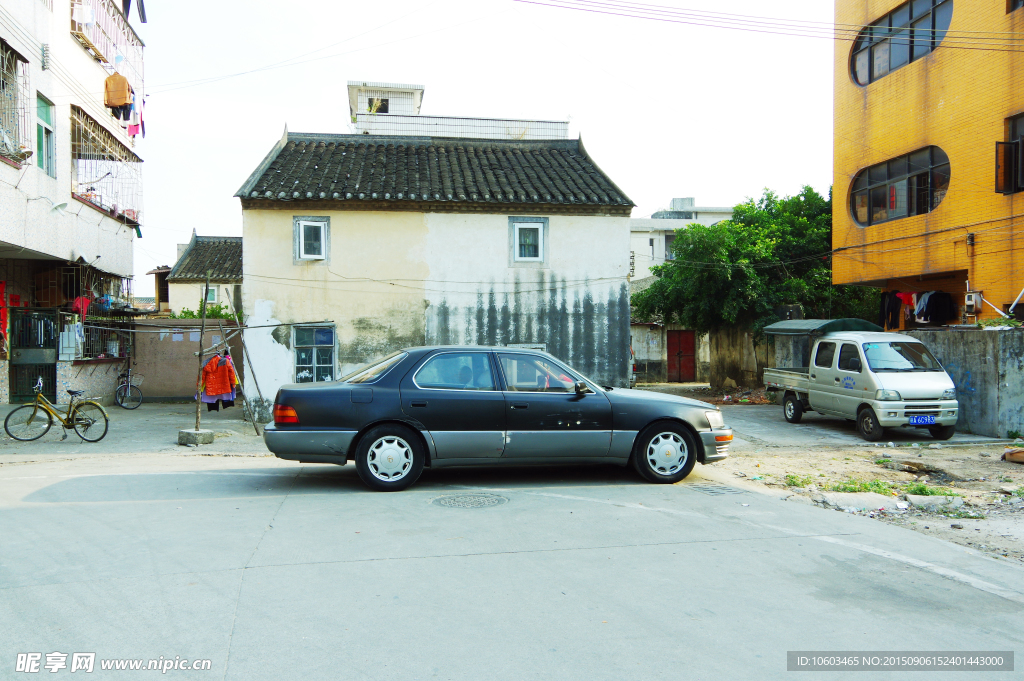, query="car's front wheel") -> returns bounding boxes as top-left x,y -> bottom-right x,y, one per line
354,425 -> 425,491
632,422 -> 697,483
857,407 -> 884,442
929,425 -> 956,440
